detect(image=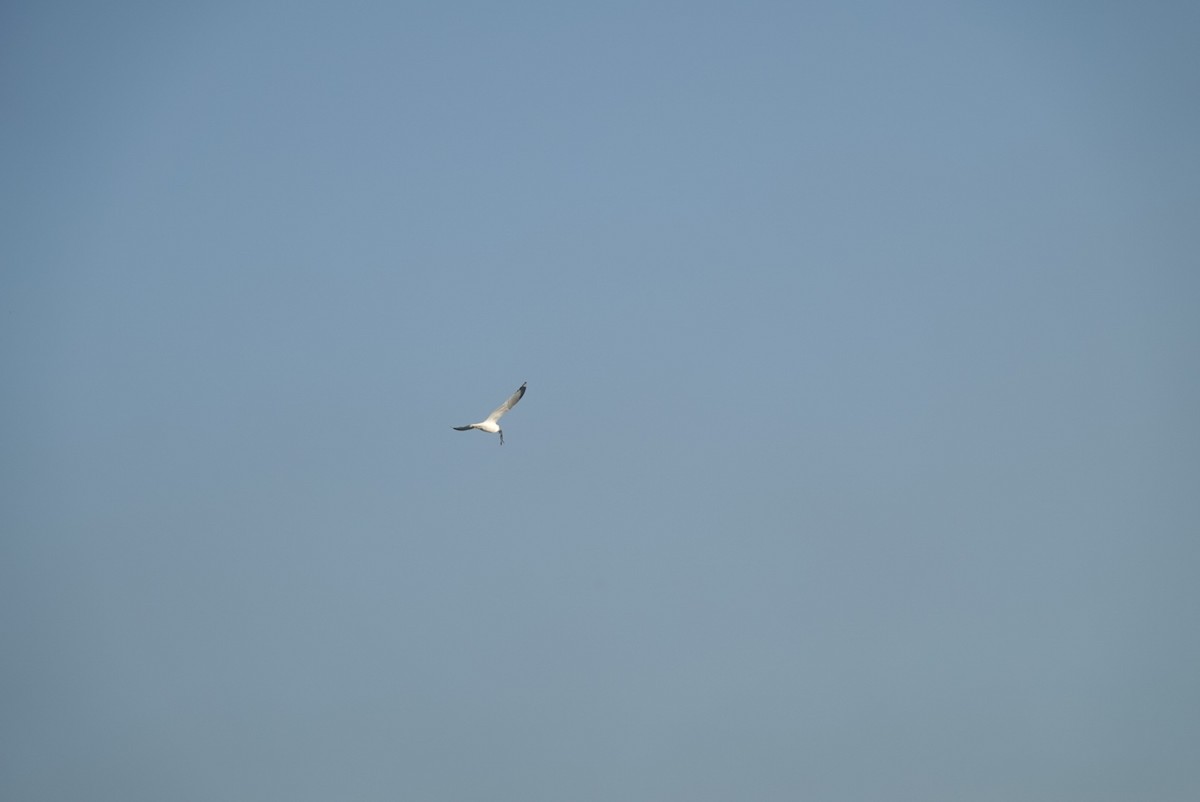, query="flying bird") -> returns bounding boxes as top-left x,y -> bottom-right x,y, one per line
453,382 -> 527,445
